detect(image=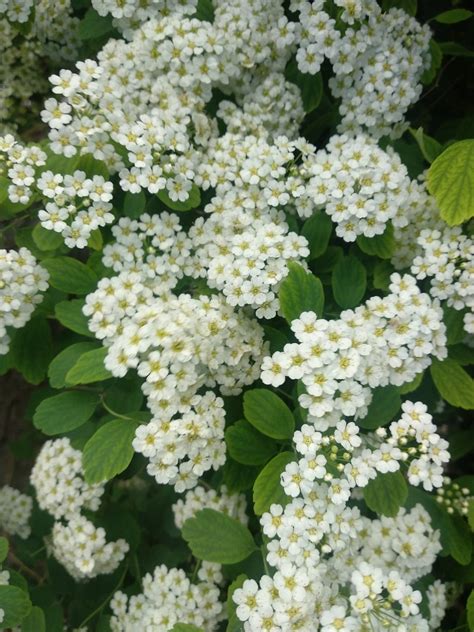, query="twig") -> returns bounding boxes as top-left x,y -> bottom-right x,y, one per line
7,550 -> 44,584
